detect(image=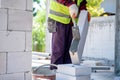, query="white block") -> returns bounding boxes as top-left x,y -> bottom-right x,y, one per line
56,73 -> 90,80
0,53 -> 6,74
0,31 -> 25,52
7,52 -> 32,73
25,71 -> 32,80
57,64 -> 91,76
26,32 -> 32,51
70,10 -> 89,65
27,0 -> 33,11
1,0 -> 26,10
8,10 -> 32,31
0,0 -> 1,7
0,73 -> 24,80
0,9 -> 7,30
